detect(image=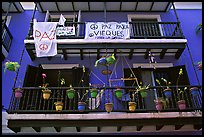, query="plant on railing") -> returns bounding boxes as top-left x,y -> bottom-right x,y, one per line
154,97 -> 168,111
39,73 -> 51,100
14,79 -> 24,99
176,68 -> 187,110
156,78 -> 172,98
136,82 -> 150,98
77,87 -> 89,112
54,77 -> 65,111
